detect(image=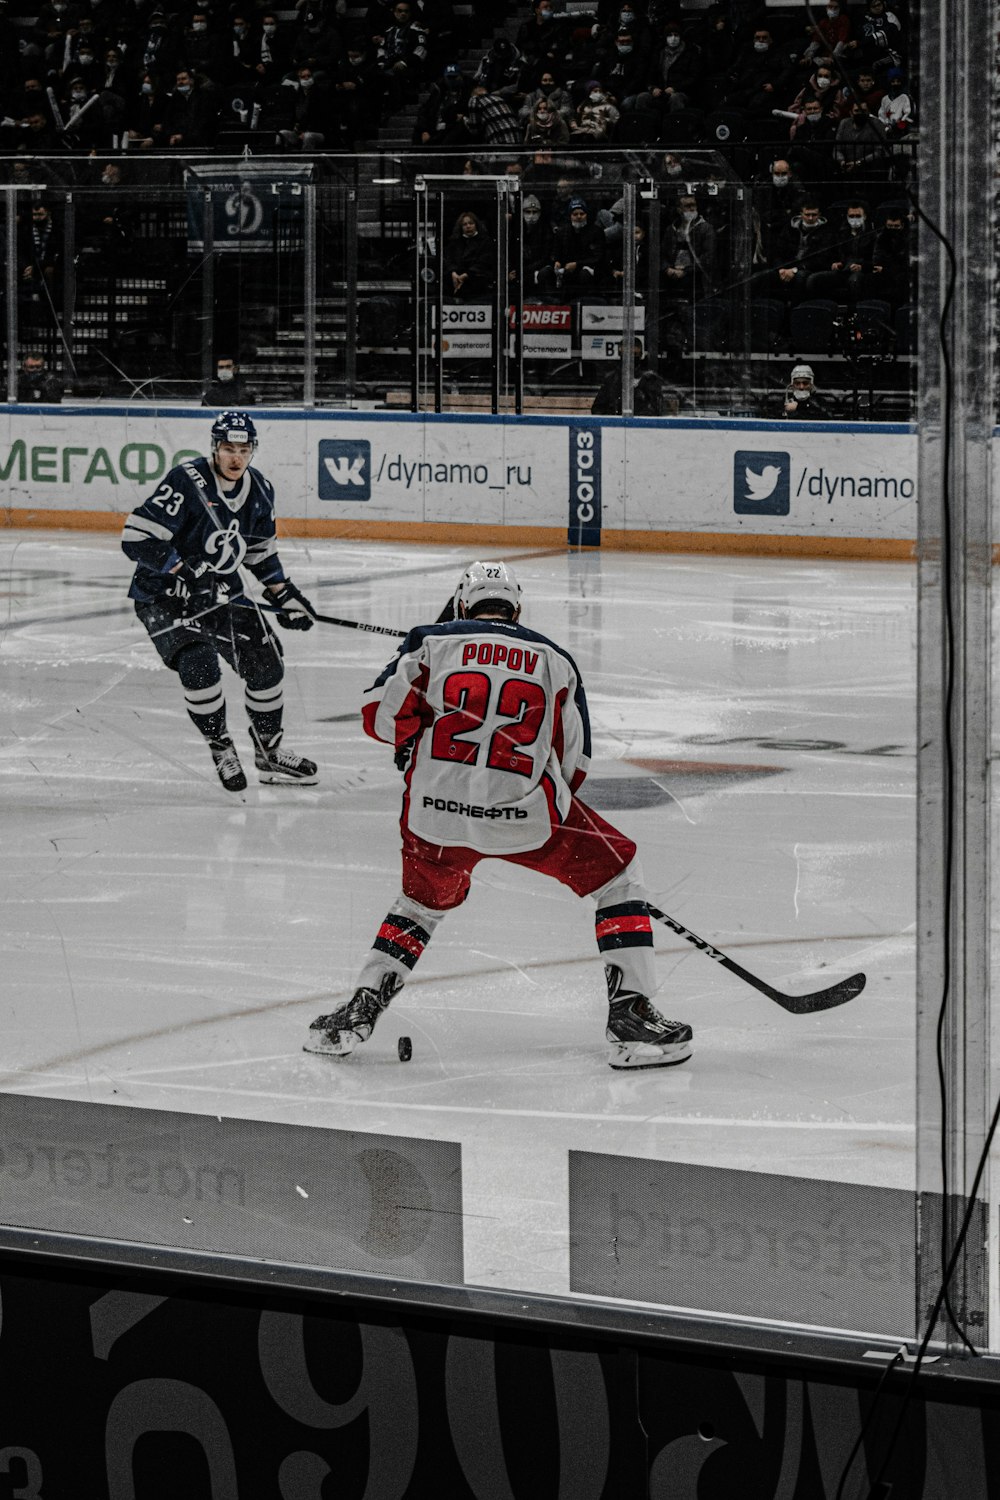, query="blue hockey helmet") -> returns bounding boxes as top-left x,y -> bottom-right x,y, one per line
210,410 -> 257,452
